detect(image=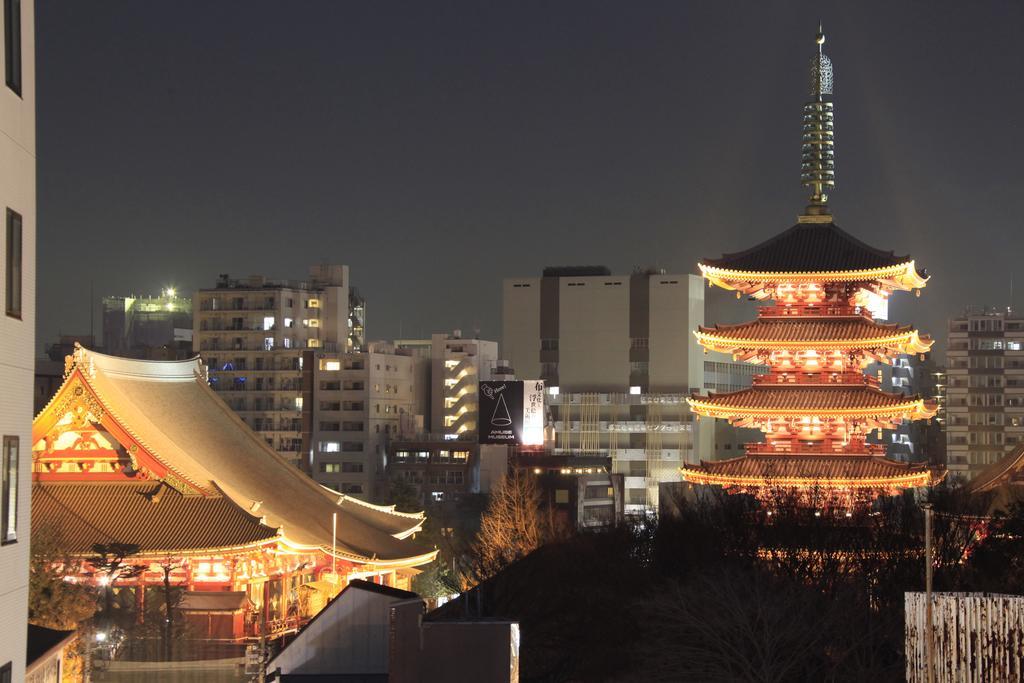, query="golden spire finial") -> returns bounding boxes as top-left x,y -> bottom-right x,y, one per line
801,25 -> 835,217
